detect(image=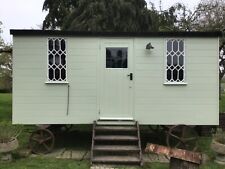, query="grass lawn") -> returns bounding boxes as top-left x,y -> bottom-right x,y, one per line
0,93 -> 225,168
220,94 -> 225,112
0,93 -> 12,121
